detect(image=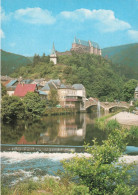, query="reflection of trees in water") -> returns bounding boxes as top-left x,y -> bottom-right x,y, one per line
1,121 -> 25,144
2,113 -> 109,146
85,124 -> 108,145
46,117 -> 59,141
24,121 -> 47,142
